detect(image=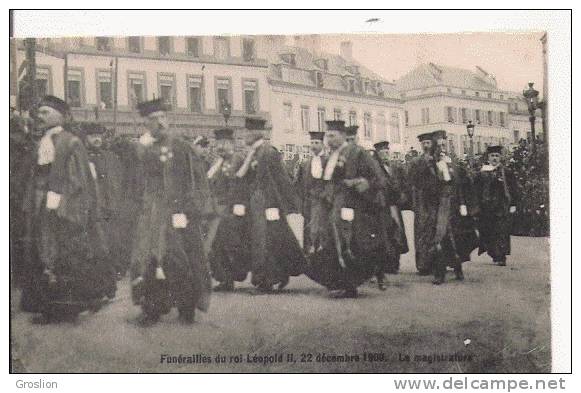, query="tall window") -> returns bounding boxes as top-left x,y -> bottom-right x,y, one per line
97,70 -> 113,109
96,37 -> 112,51
158,36 -> 171,55
317,107 -> 326,132
363,113 -> 372,139
35,67 -> 50,97
128,37 -> 142,53
242,38 -> 256,61
389,113 -> 400,143
404,110 -> 409,126
376,113 -> 387,141
158,74 -> 175,108
214,37 -> 229,60
67,69 -> 83,108
487,92 -> 492,99
333,108 -> 342,121
513,130 -> 520,143
216,78 -> 231,110
348,79 -> 356,93
475,91 -> 480,97
186,37 -> 200,57
461,108 -> 468,124
448,134 -> 456,155
421,108 -> 430,124
243,80 -> 258,114
301,106 -> 310,132
487,110 -> 494,126
128,73 -> 145,108
348,110 -> 357,126
283,103 -> 293,132
499,112 -> 506,127
446,107 -> 456,123
188,76 -> 203,113
475,109 -> 481,124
